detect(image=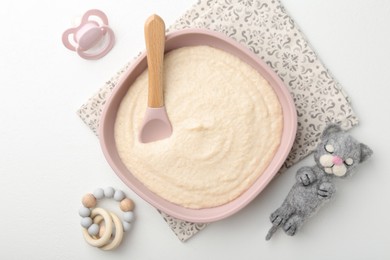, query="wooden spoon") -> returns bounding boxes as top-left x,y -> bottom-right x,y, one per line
139,14 -> 172,143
